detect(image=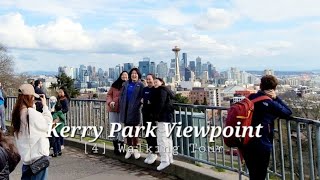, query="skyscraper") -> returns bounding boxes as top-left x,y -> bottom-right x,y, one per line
170,59 -> 176,69
109,68 -> 115,80
189,61 -> 196,72
79,65 -> 86,83
182,53 -> 187,68
157,61 -> 168,78
115,64 -> 121,79
208,62 -> 213,79
185,67 -> 192,81
150,62 -> 156,75
124,63 -> 133,72
196,57 -> 202,78
139,59 -> 150,78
